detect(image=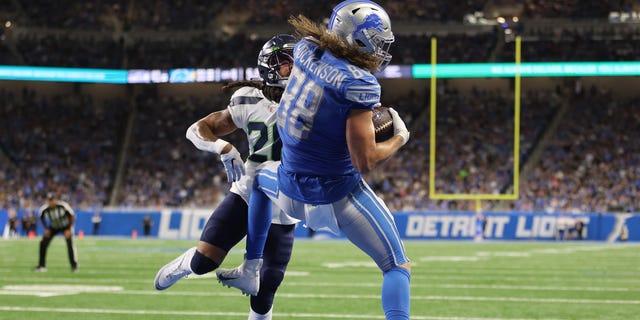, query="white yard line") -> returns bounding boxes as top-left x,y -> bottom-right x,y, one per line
3,285 -> 637,304
0,306 -> 566,320
99,290 -> 640,305
282,282 -> 639,292
2,277 -> 639,291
